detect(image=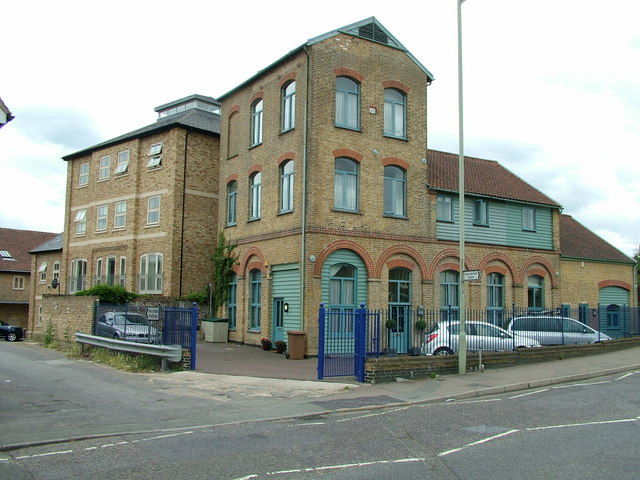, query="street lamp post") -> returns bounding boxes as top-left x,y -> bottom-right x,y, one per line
457,0 -> 467,374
